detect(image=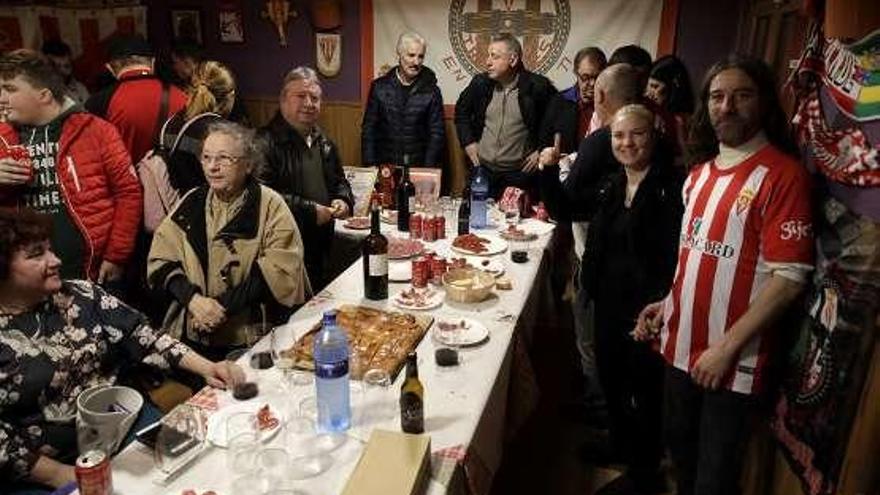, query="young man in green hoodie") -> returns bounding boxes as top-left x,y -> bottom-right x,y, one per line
0,49 -> 142,285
